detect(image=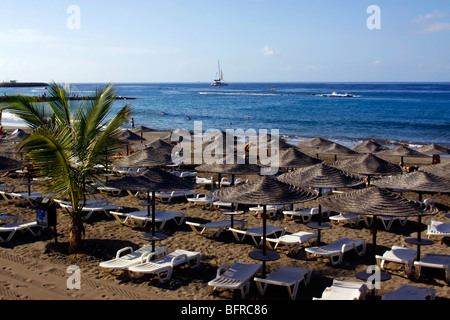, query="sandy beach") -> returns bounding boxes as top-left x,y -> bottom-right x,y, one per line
0,126 -> 449,305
